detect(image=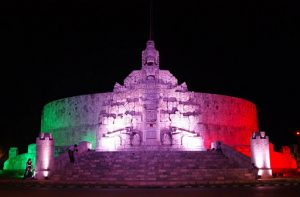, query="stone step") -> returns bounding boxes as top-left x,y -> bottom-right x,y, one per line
53,150 -> 256,184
